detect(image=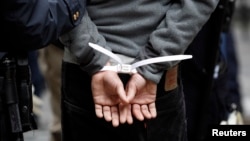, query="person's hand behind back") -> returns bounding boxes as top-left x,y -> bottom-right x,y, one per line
126,73 -> 157,121
91,70 -> 129,127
